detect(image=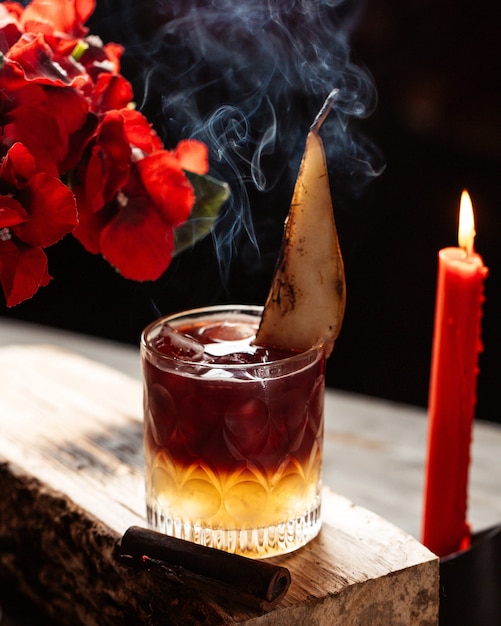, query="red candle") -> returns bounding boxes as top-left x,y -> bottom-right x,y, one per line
422,190 -> 488,557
